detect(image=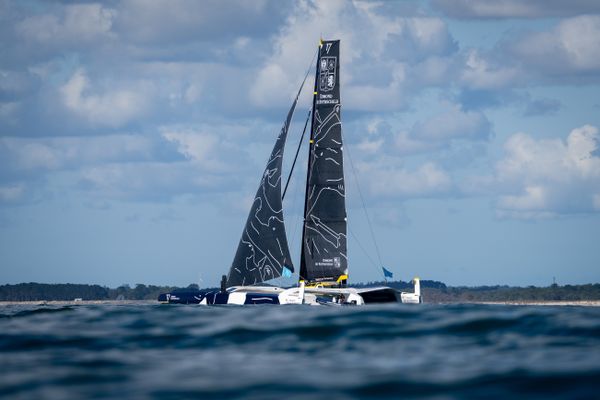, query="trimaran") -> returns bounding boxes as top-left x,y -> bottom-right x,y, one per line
159,39 -> 421,305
